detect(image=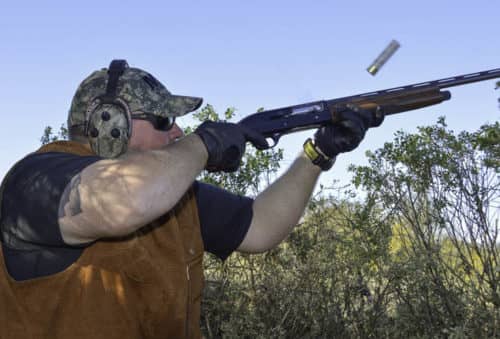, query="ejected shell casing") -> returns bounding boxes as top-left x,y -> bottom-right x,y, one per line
367,40 -> 400,76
